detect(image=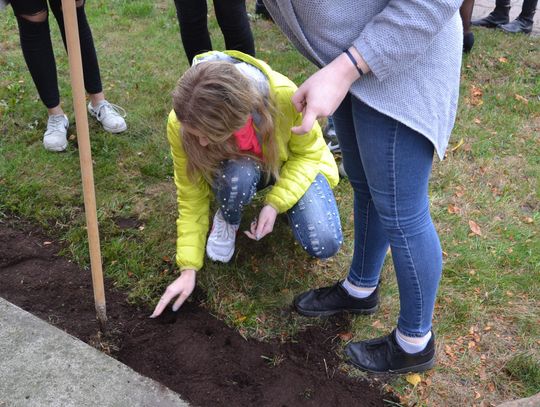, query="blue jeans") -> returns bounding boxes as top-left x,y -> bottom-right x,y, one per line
213,157 -> 342,259
333,95 -> 443,337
